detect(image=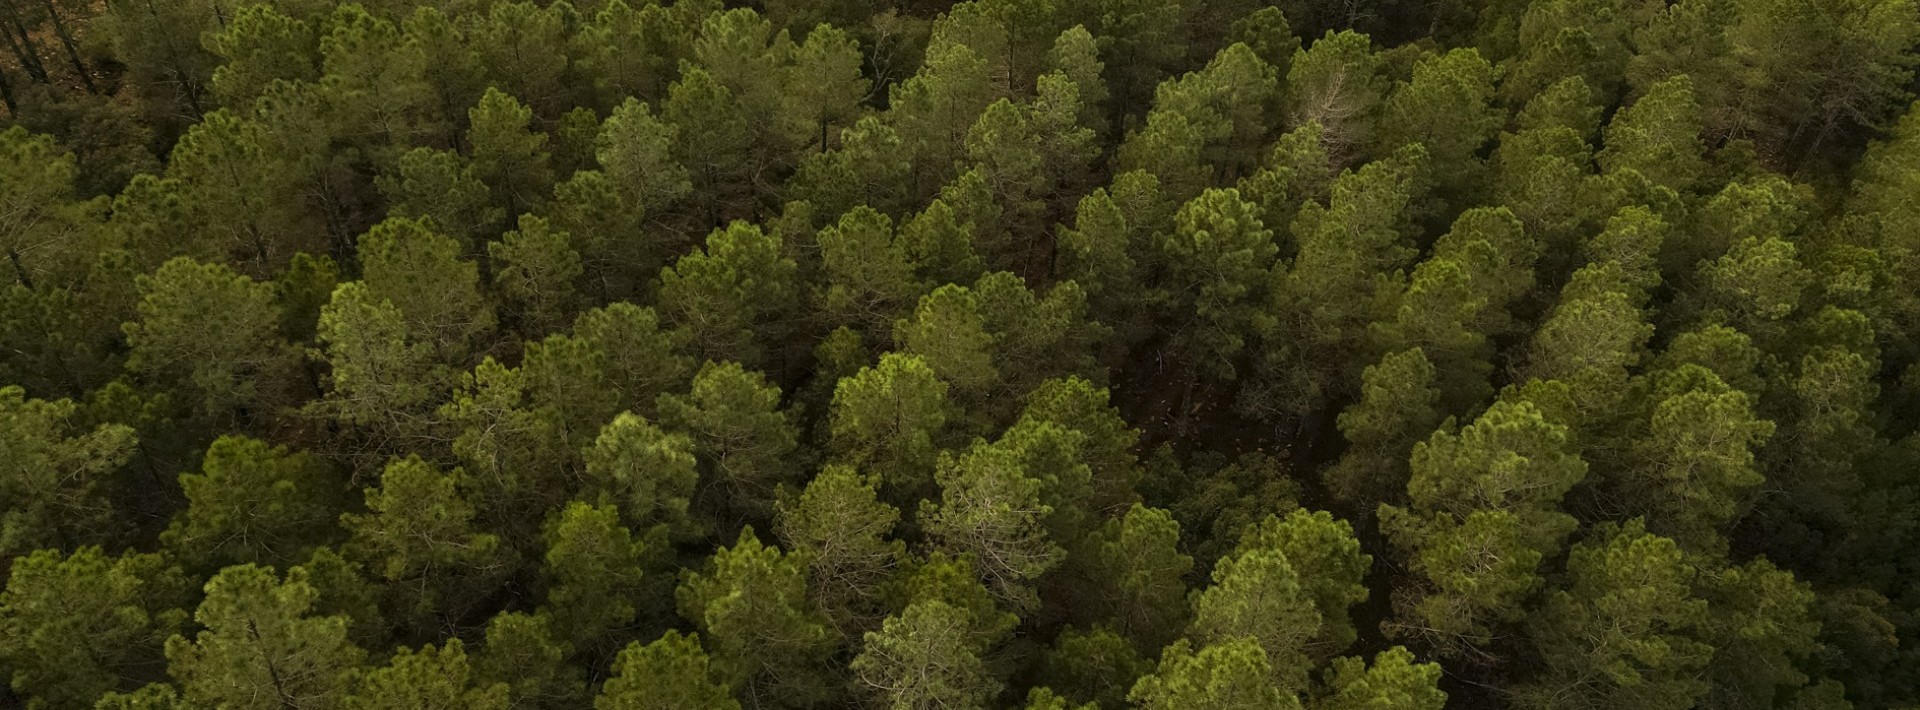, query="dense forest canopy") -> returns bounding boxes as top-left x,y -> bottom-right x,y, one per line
4,0 -> 1920,707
